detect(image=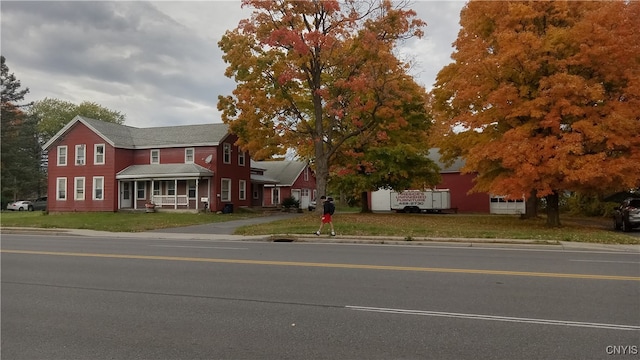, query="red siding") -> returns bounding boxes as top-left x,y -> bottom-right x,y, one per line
47,121 -> 253,212
211,135 -> 251,211
47,123 -> 117,212
439,173 -> 489,213
291,167 -> 315,190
